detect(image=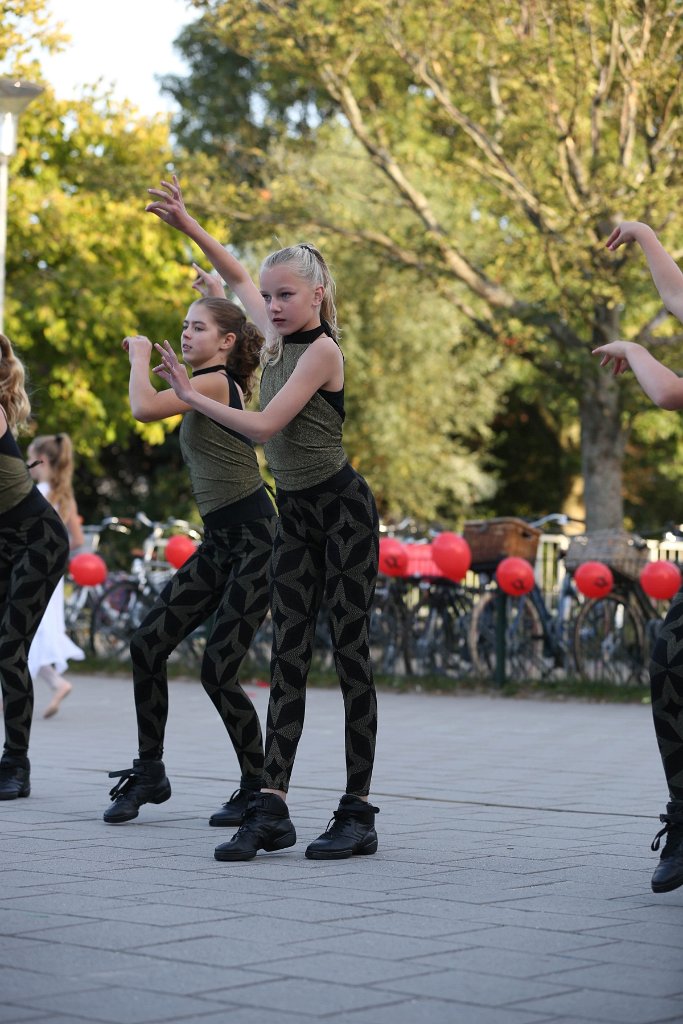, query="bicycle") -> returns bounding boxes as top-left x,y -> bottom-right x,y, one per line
569,530 -> 670,686
467,514 -> 584,683
63,516 -> 133,650
90,513 -> 204,664
401,542 -> 480,679
370,521 -> 438,676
